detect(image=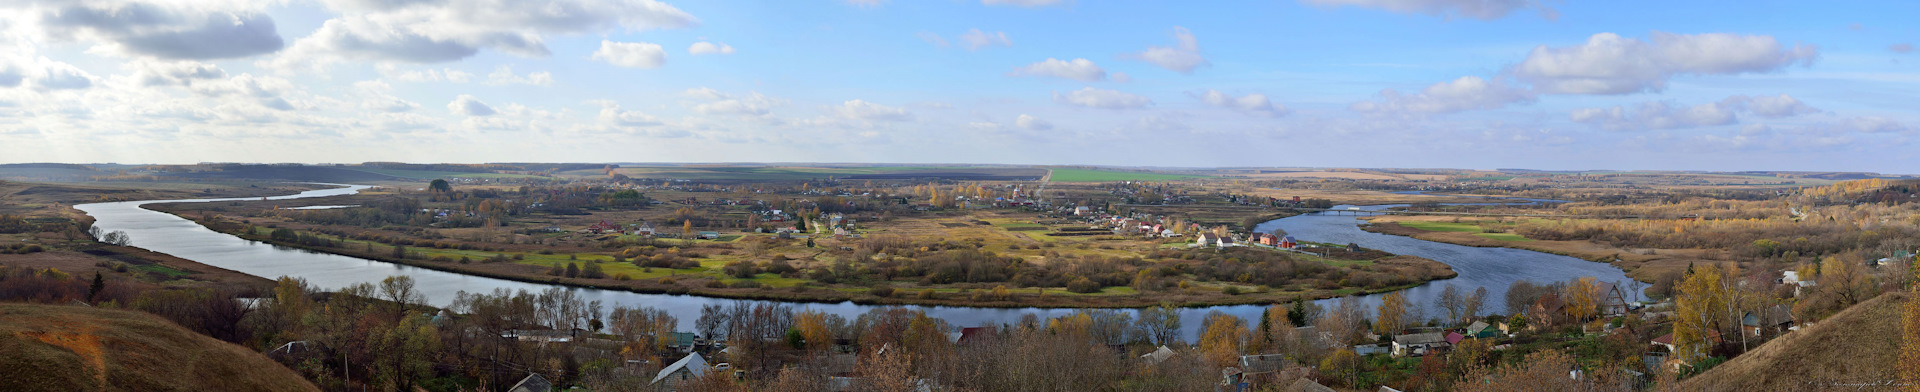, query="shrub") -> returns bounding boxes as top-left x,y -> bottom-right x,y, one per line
918,289 -> 937,299
728,280 -> 762,289
1066,277 -> 1102,293
613,273 -> 631,281
871,285 -> 895,298
1223,286 -> 1242,295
